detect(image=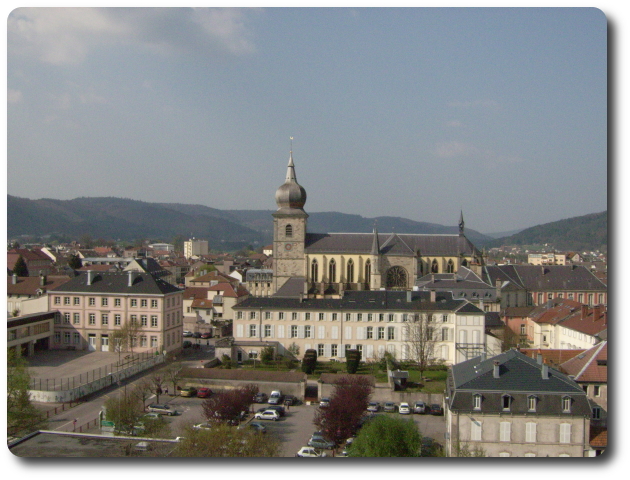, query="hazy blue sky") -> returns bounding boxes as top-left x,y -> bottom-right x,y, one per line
7,7 -> 609,234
